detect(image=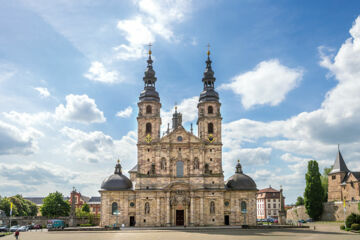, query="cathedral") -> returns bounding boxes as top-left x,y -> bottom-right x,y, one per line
99,49 -> 258,227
